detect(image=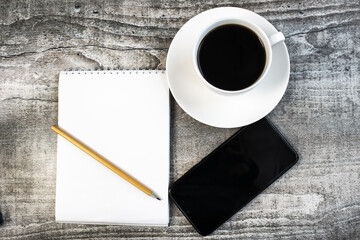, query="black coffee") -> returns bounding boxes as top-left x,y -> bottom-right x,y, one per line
198,24 -> 266,91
